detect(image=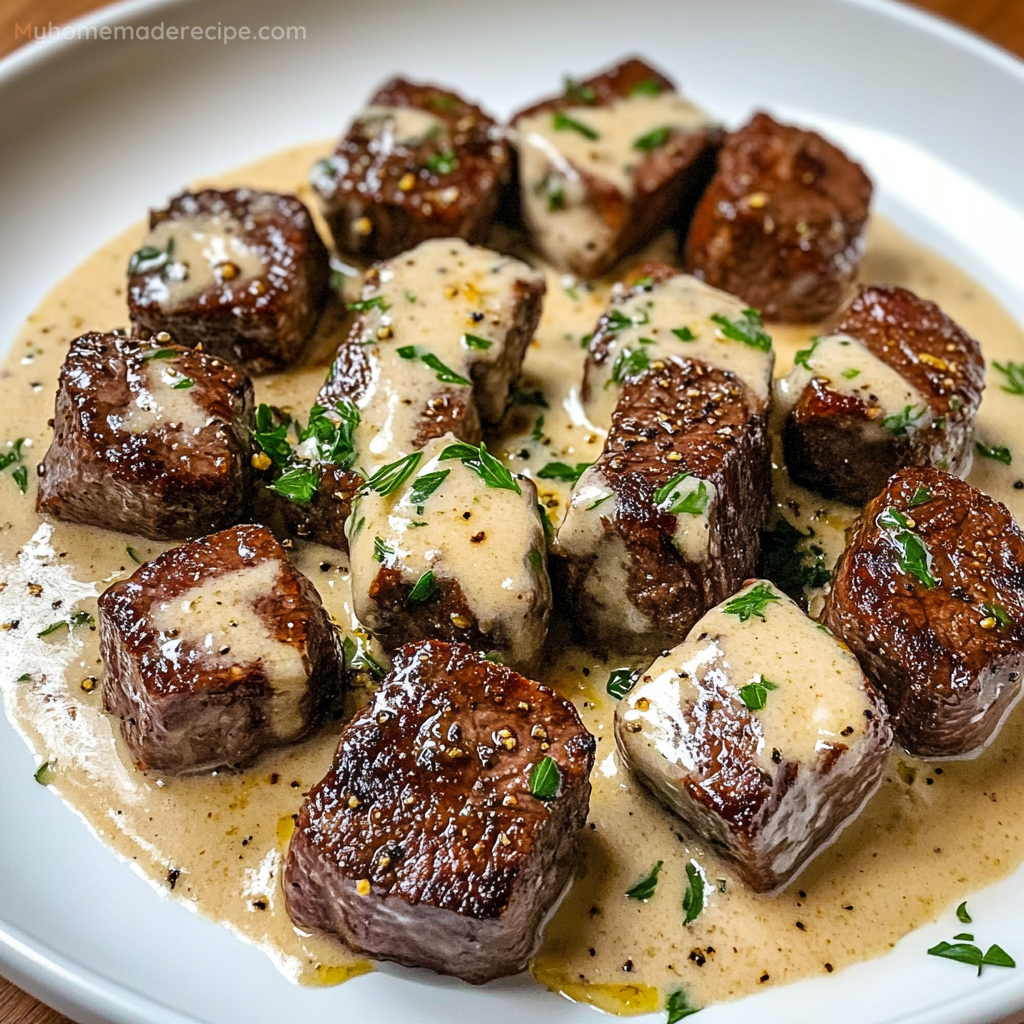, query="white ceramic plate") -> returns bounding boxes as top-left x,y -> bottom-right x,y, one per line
2,1 -> 1023,1021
